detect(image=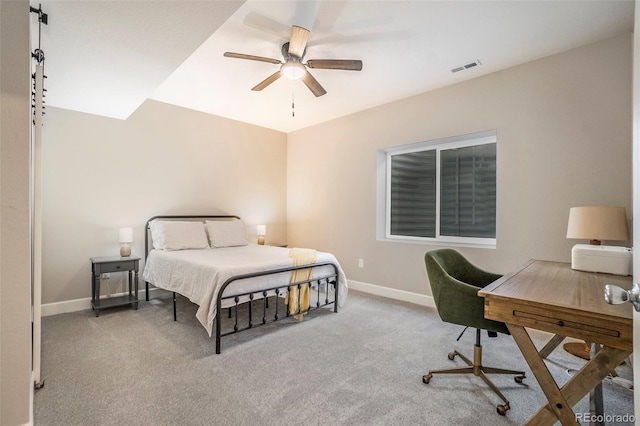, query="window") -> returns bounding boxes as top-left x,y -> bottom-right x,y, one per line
377,130 -> 496,248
